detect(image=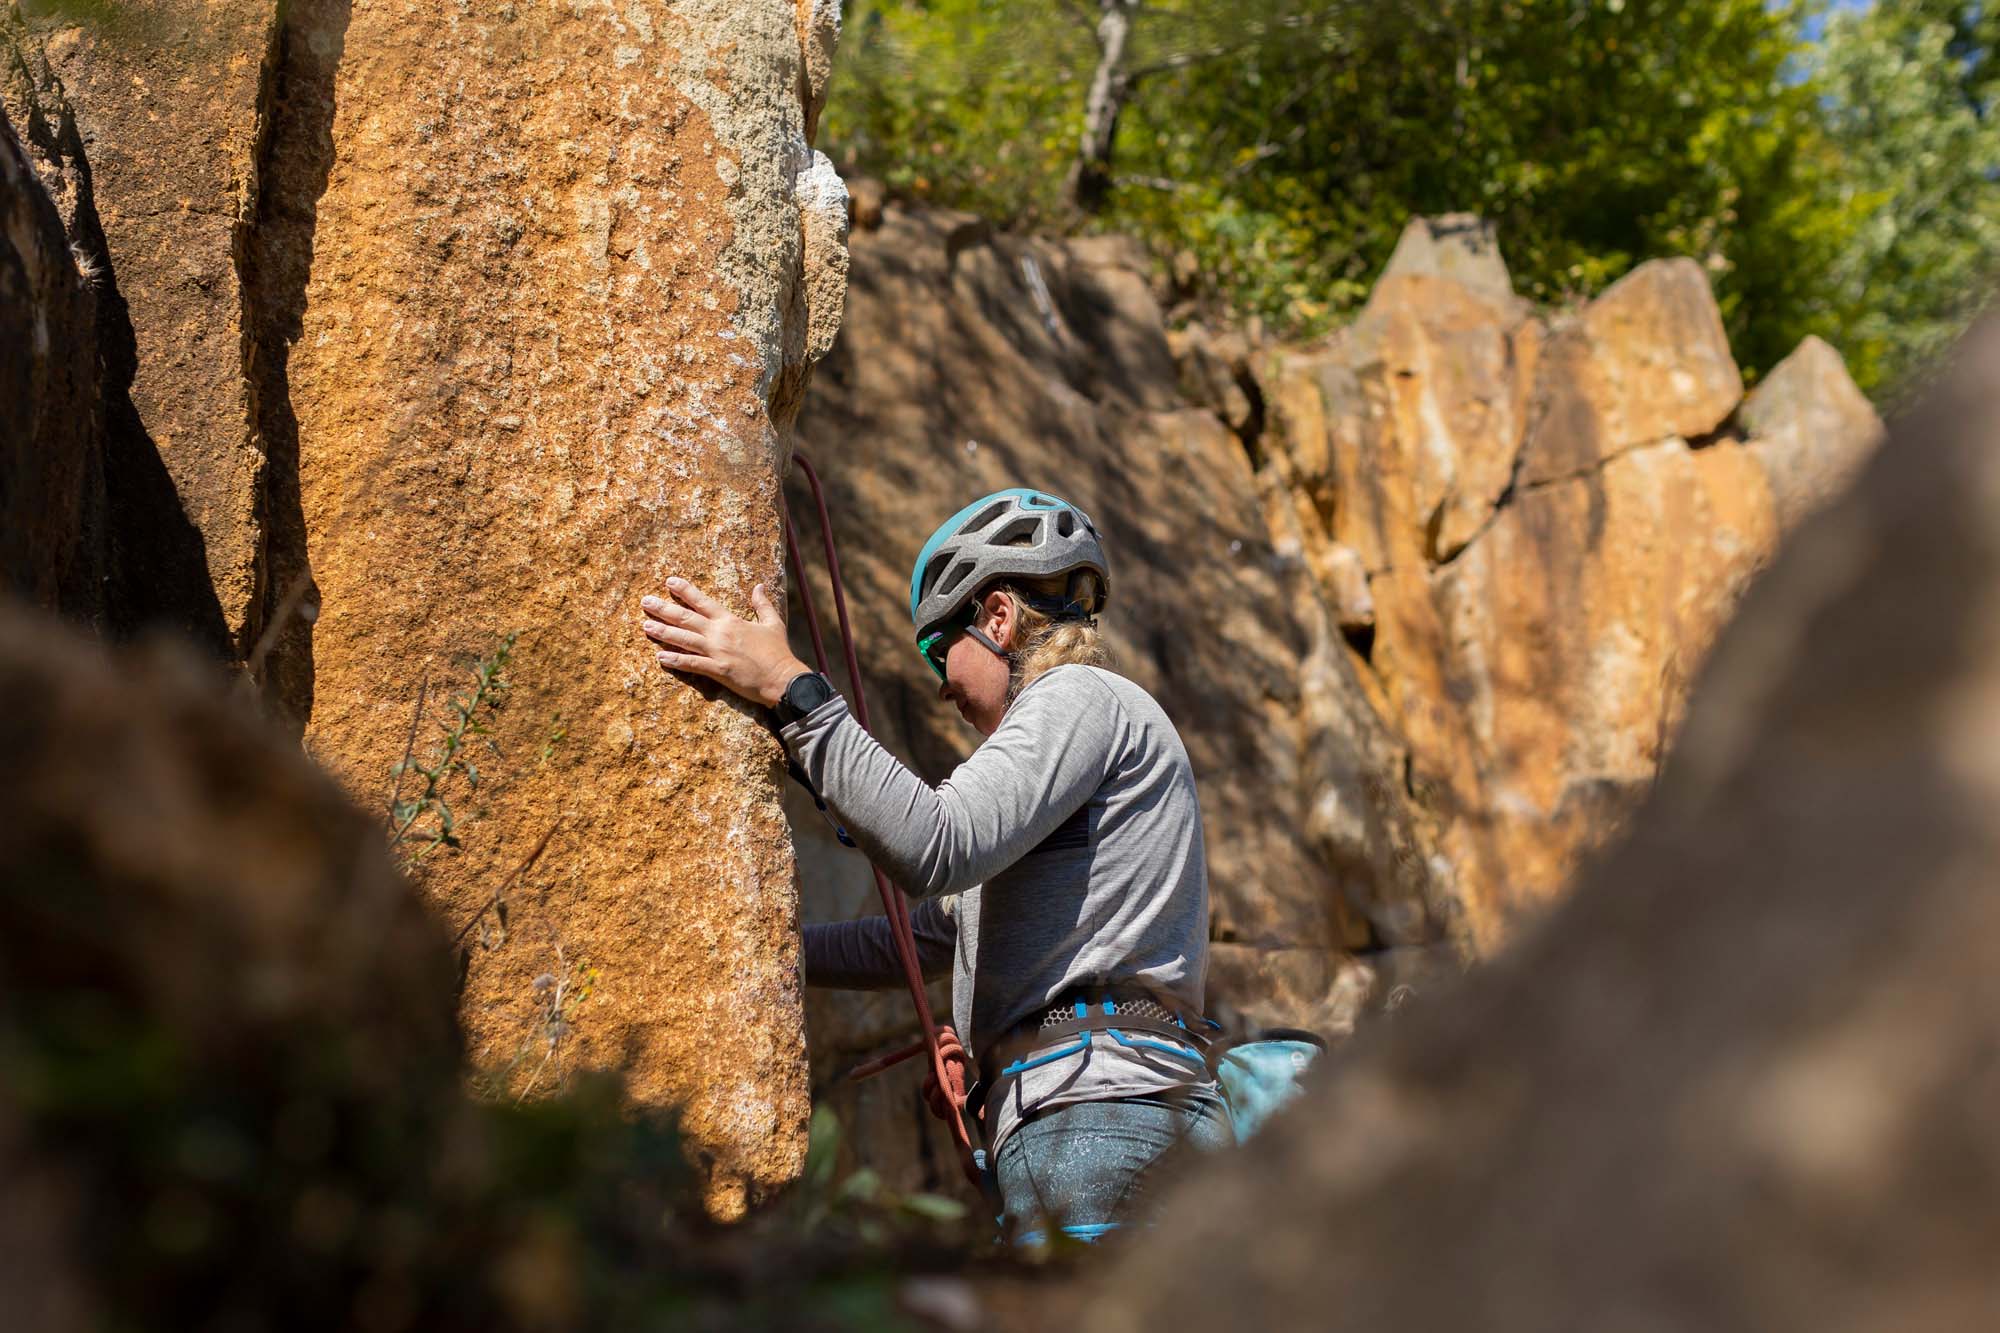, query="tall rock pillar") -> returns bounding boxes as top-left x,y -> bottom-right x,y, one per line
288,0 -> 846,1216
